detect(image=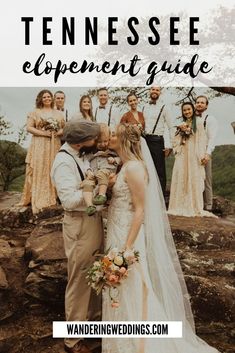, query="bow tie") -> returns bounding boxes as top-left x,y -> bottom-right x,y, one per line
57,107 -> 64,111
196,113 -> 202,117
149,101 -> 156,105
99,106 -> 106,109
